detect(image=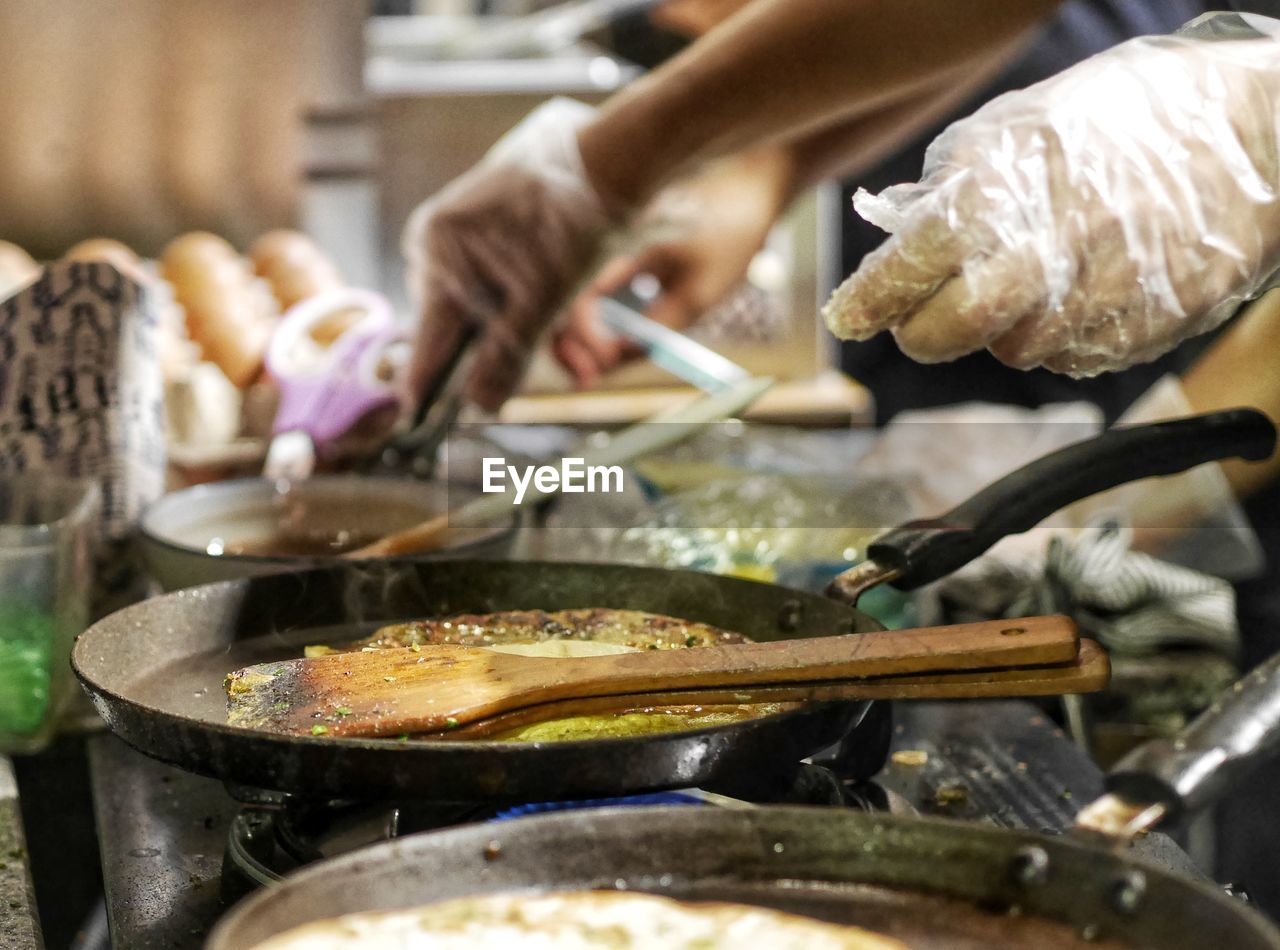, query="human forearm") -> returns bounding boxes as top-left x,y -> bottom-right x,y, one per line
579,0 -> 1060,214
782,30 -> 1038,196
